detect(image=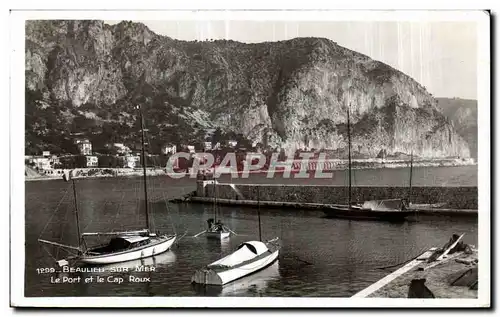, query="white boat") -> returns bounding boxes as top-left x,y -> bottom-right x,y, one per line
192,188 -> 280,286
80,234 -> 176,265
192,260 -> 280,296
80,250 -> 177,274
191,238 -> 280,285
39,104 -> 176,266
219,260 -> 280,296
